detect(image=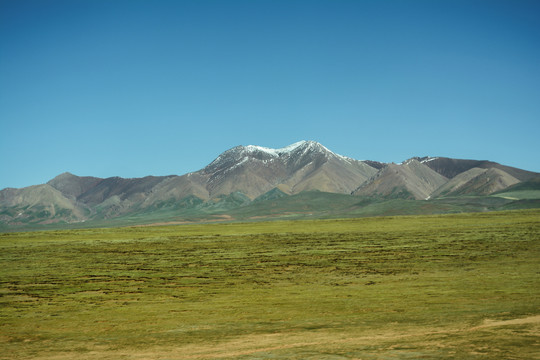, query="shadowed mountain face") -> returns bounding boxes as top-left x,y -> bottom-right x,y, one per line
47,172 -> 102,199
75,176 -> 174,206
1,141 -> 539,227
420,157 -> 537,181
